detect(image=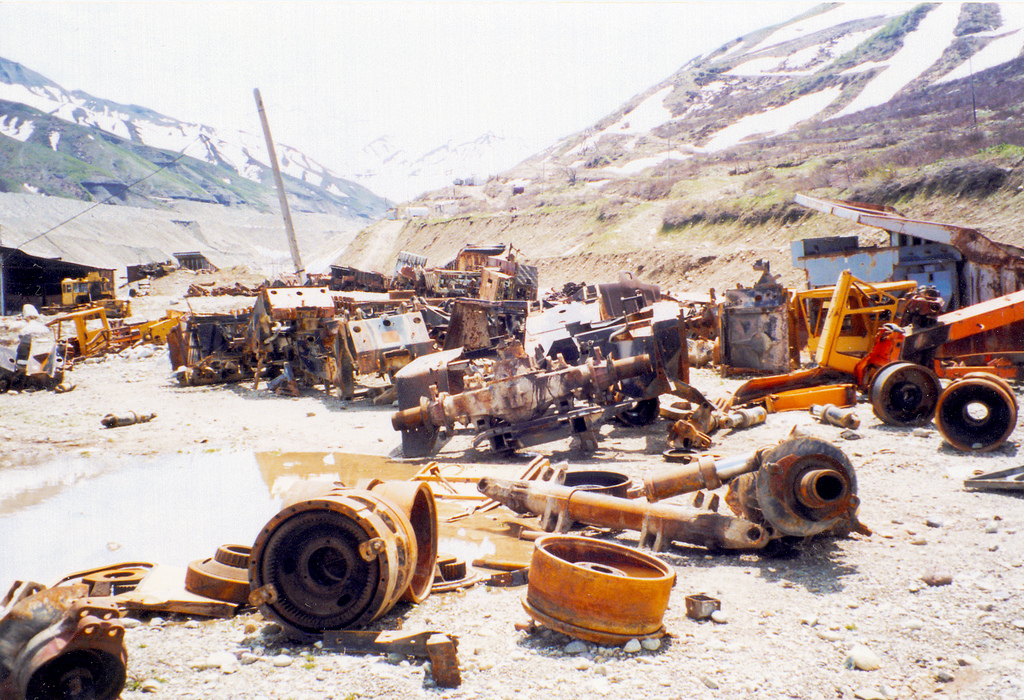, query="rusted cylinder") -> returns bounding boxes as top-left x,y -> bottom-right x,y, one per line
722,406 -> 767,430
795,469 -> 850,510
250,481 -> 437,638
361,480 -> 438,604
935,374 -> 1018,452
100,412 -> 156,428
644,452 -> 758,502
523,535 -> 675,644
810,404 -> 860,429
478,477 -> 768,551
